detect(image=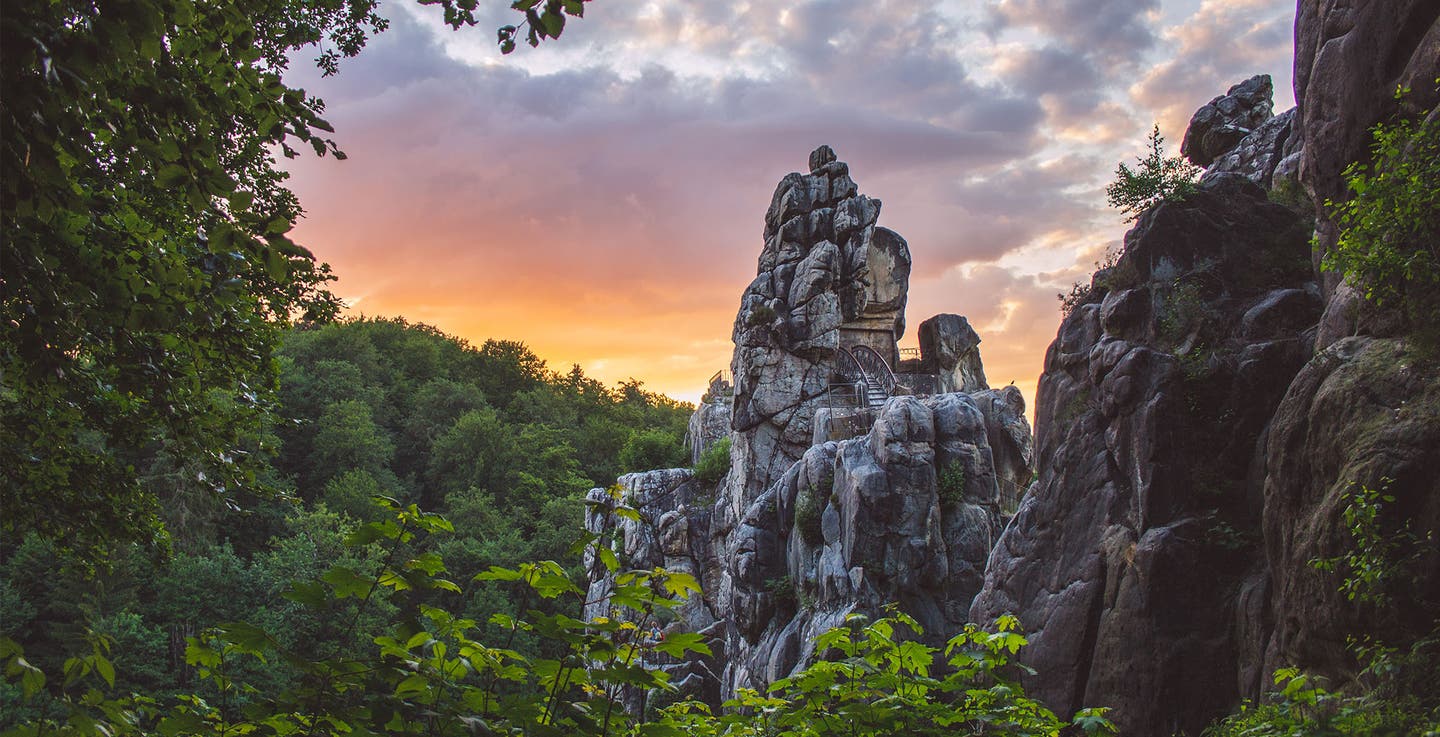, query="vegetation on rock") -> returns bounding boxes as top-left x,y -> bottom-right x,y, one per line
692,437 -> 732,486
1322,85 -> 1440,333
1105,125 -> 1202,222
